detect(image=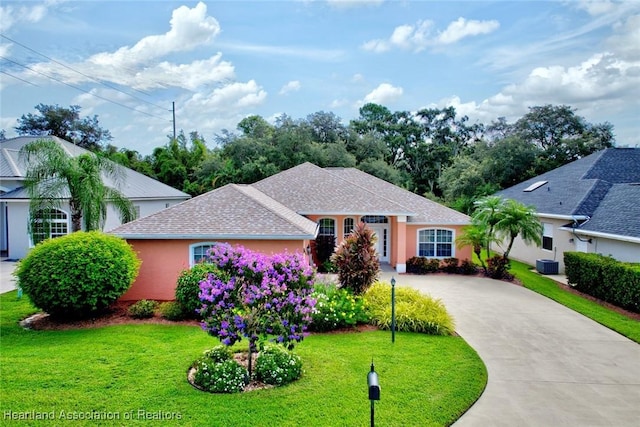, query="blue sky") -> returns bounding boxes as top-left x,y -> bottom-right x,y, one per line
1,0 -> 639,154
